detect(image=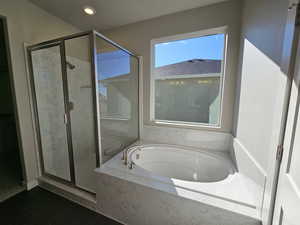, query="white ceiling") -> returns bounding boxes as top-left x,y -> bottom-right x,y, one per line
29,0 -> 228,31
